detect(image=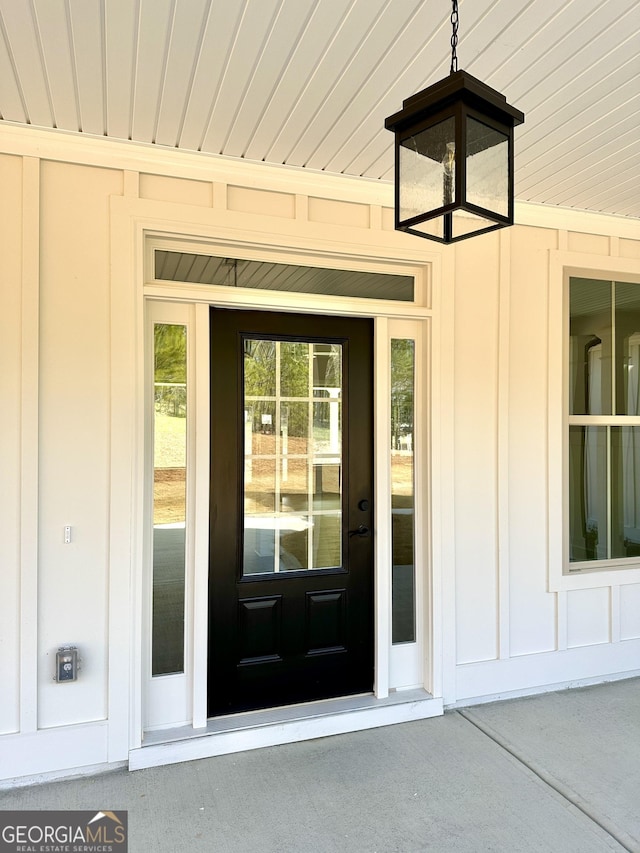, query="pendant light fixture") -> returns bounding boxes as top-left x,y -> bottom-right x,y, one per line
384,0 -> 524,243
